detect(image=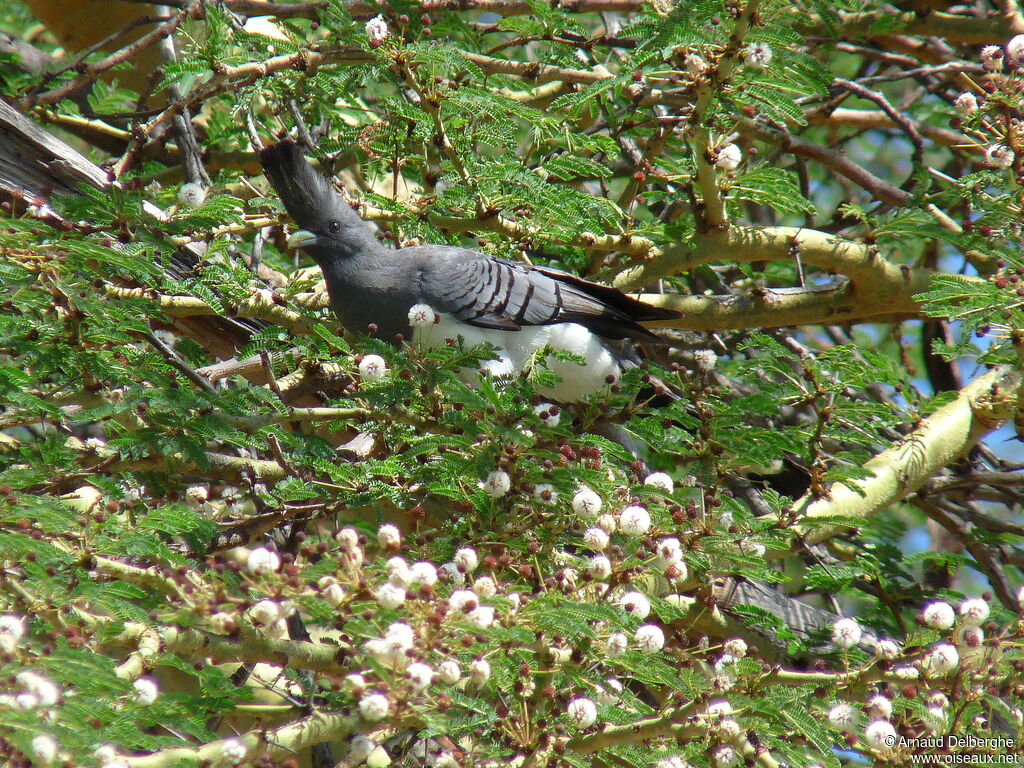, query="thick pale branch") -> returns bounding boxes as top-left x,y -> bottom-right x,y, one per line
122,709 -> 356,767
106,287 -> 317,334
569,705 -> 702,753
614,225 -> 968,309
104,622 -> 346,672
641,282 -> 920,331
766,366 -> 1024,548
